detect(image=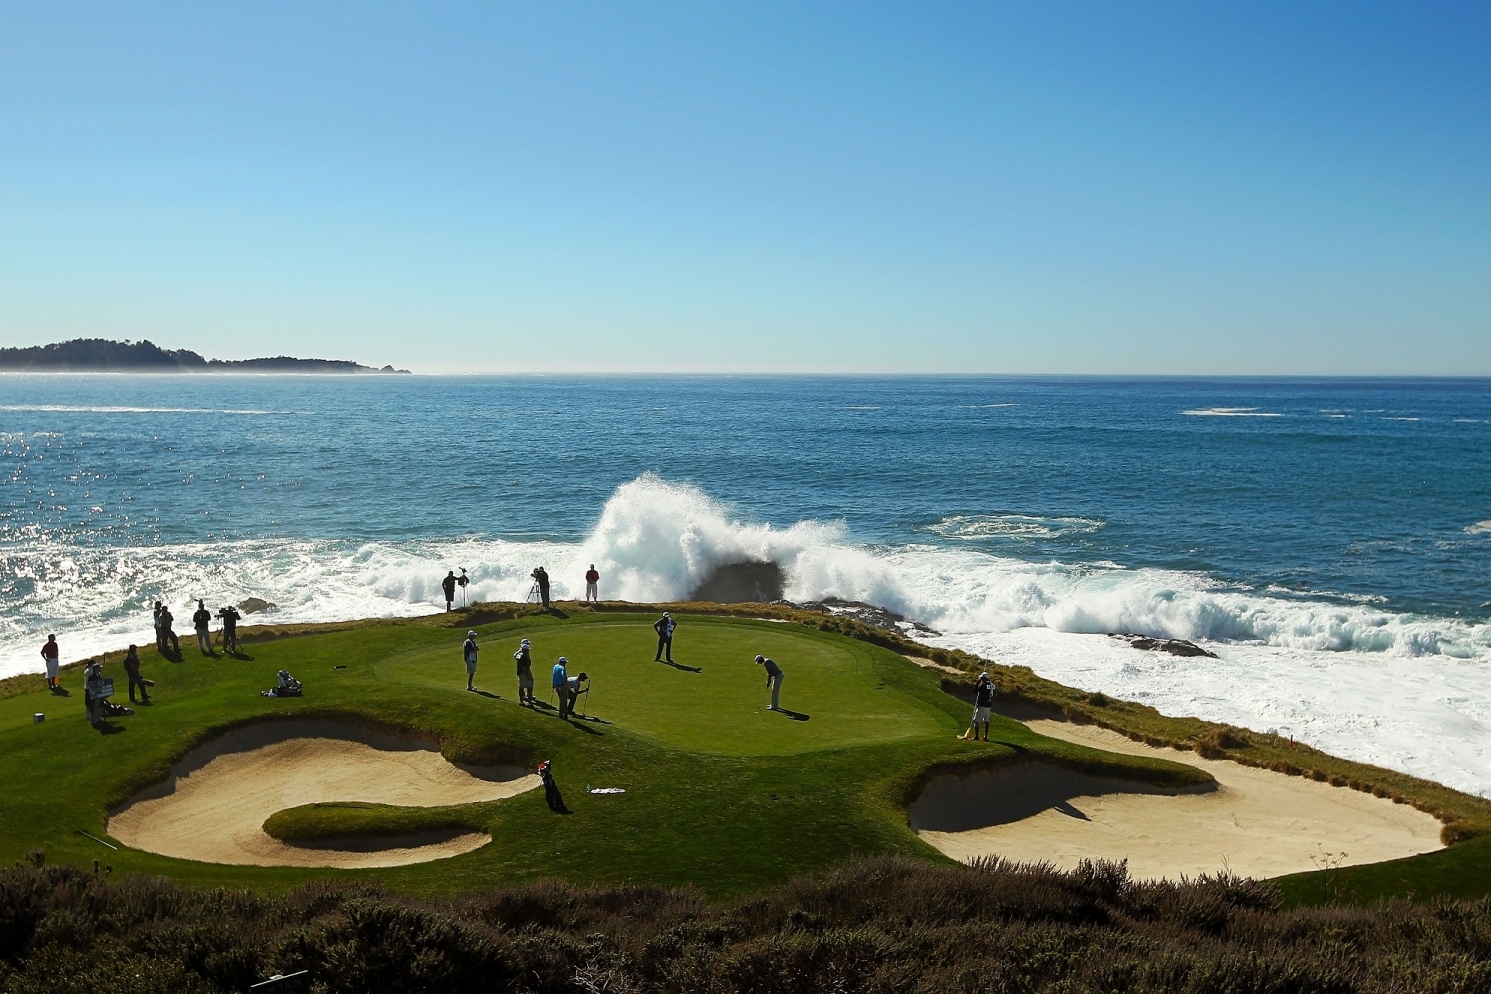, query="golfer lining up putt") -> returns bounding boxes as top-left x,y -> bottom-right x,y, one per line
755,654 -> 783,711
